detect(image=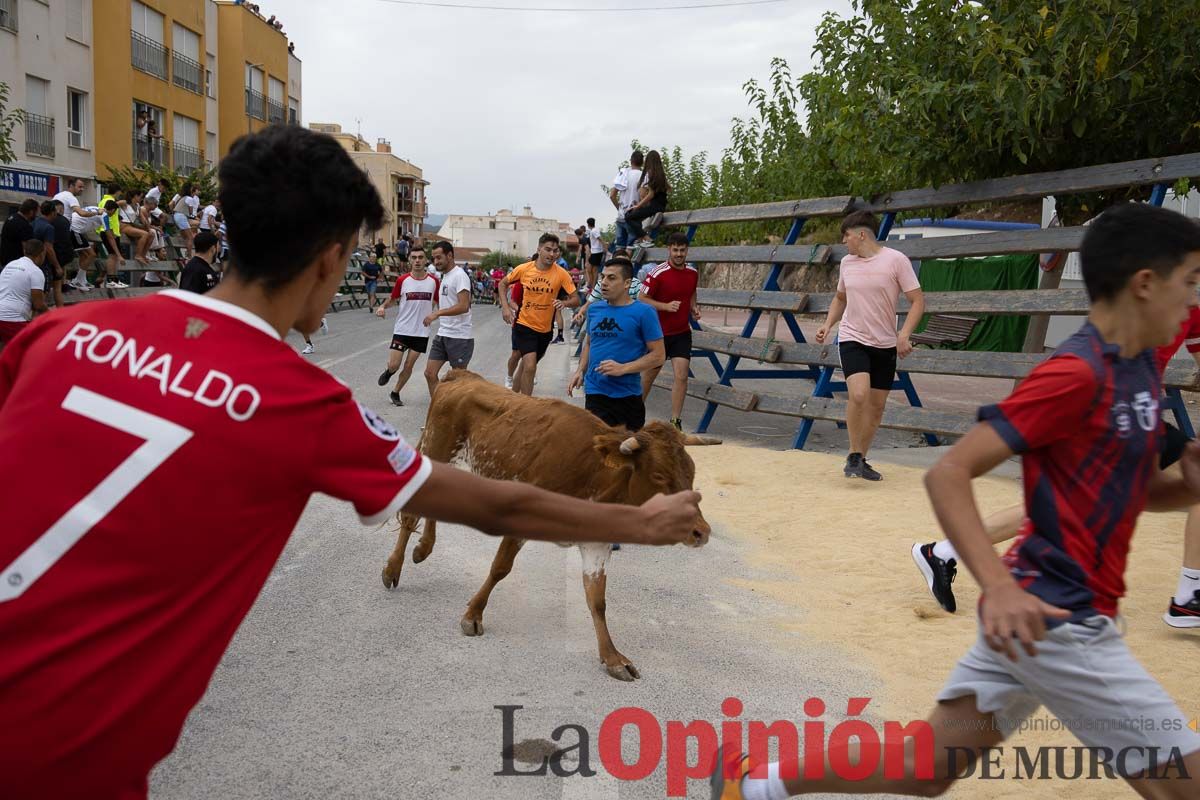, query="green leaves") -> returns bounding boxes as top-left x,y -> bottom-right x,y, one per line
0,82 -> 24,167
